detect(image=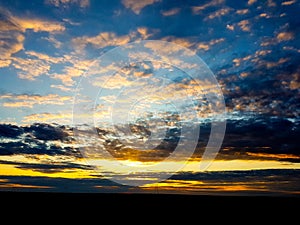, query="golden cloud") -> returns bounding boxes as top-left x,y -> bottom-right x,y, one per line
205,8 -> 231,20
276,32 -> 294,41
12,57 -> 51,80
121,0 -> 161,15
238,20 -> 251,32
191,0 -> 224,15
22,112 -> 72,124
50,84 -> 73,92
236,9 -> 249,15
0,94 -> 73,108
0,32 -> 25,64
248,0 -> 257,5
72,32 -> 131,51
50,58 -> 93,86
11,16 -> 65,33
0,59 -> 12,68
281,0 -> 296,5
